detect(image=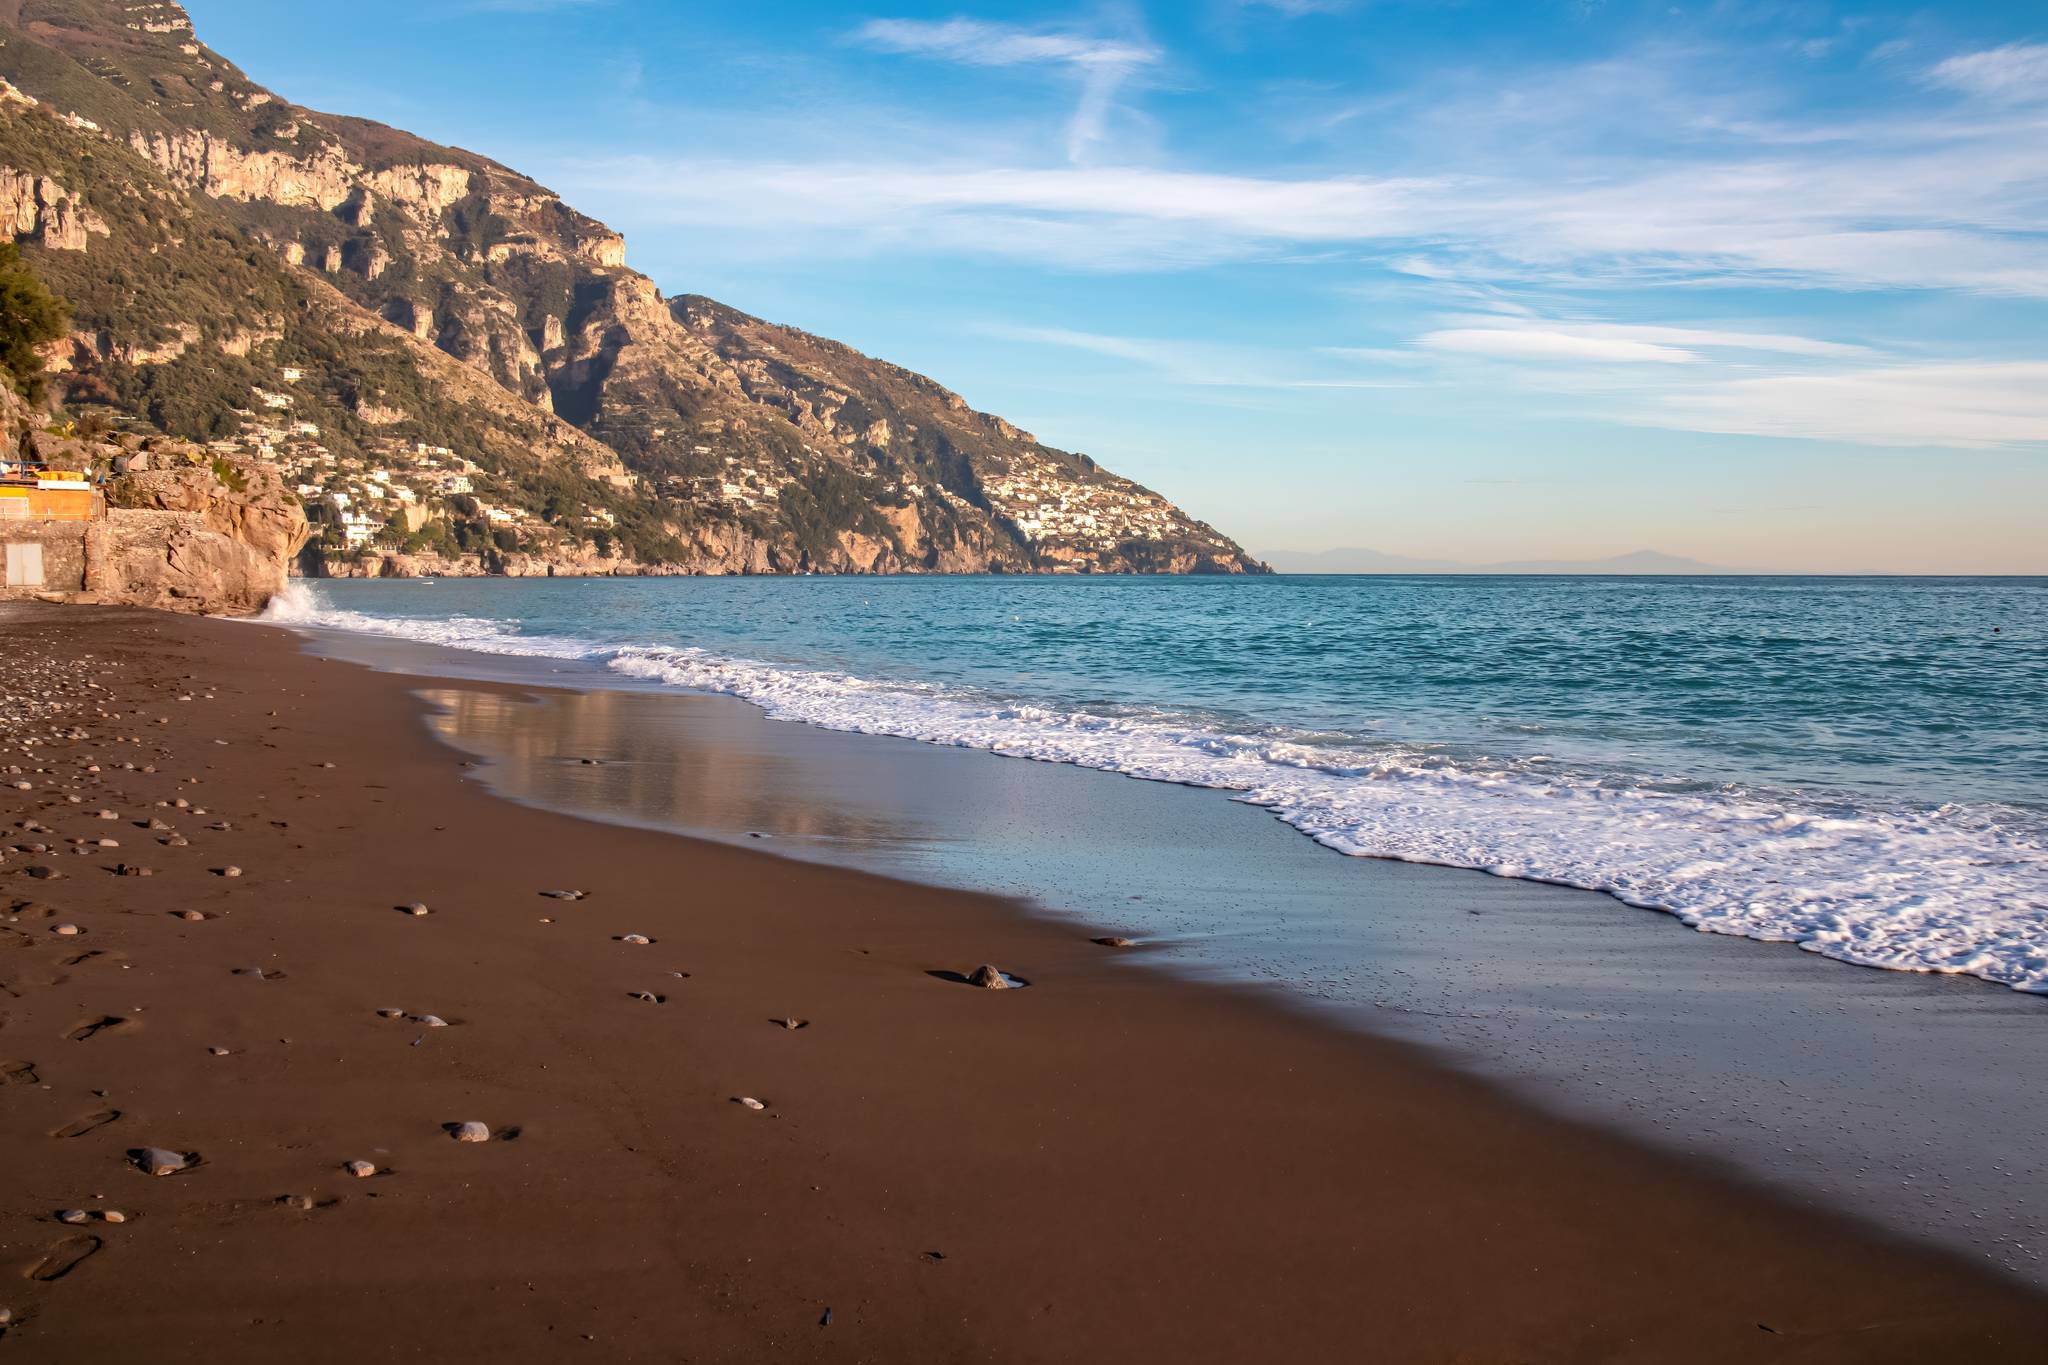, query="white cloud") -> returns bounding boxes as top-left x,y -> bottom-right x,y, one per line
1419,328 -> 1700,363
1429,316 -> 1871,358
1237,0 -> 1355,14
585,149 -> 2048,293
987,324 -> 1415,390
853,18 -> 1158,70
1925,43 -> 2048,103
852,18 -> 1159,161
1643,362 -> 2048,448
